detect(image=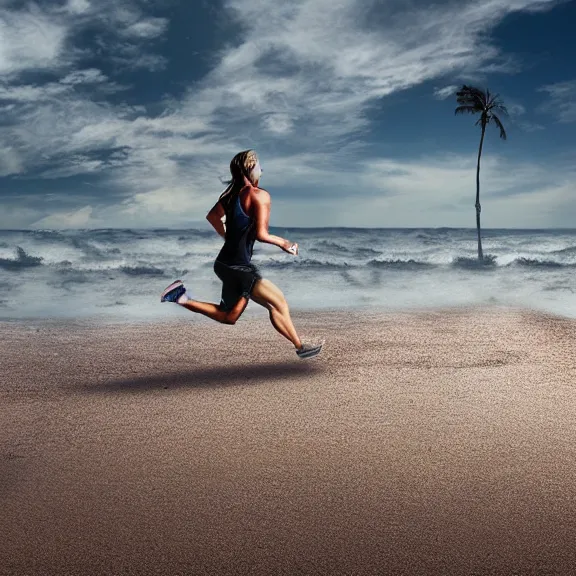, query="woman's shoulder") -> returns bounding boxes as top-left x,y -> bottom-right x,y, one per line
250,186 -> 270,200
